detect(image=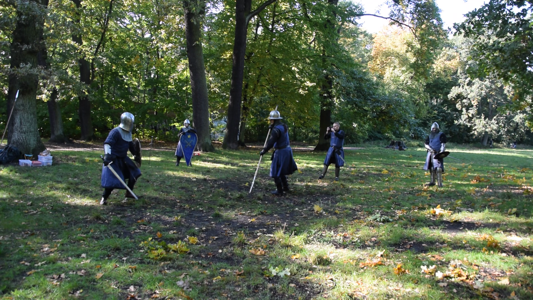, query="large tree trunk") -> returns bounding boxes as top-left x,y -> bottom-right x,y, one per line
7,0 -> 47,156
72,0 -> 94,141
314,77 -> 333,151
35,26 -> 67,144
223,0 -> 249,150
314,0 -> 338,151
184,0 -> 214,152
223,0 -> 276,150
47,88 -> 67,143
